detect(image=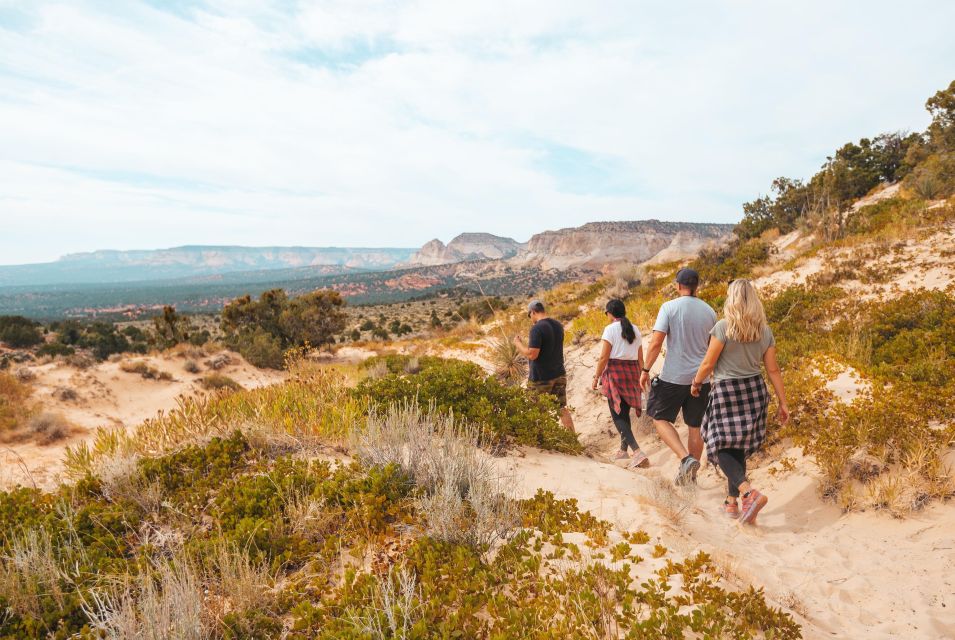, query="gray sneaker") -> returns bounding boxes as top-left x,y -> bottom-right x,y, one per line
674,456 -> 700,486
